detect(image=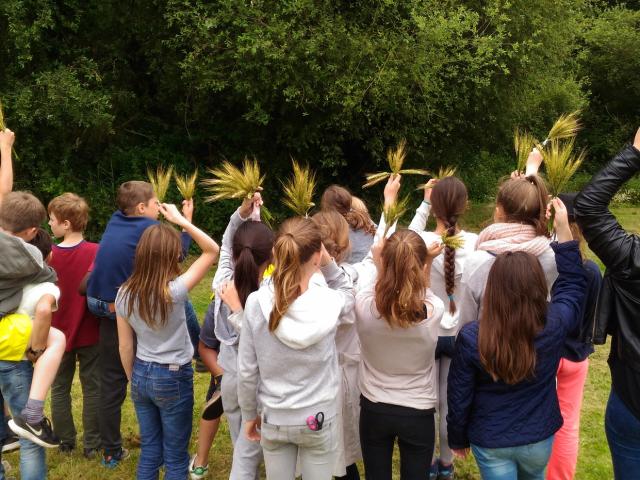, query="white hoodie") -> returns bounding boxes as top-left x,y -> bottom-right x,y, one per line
238,261 -> 355,426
